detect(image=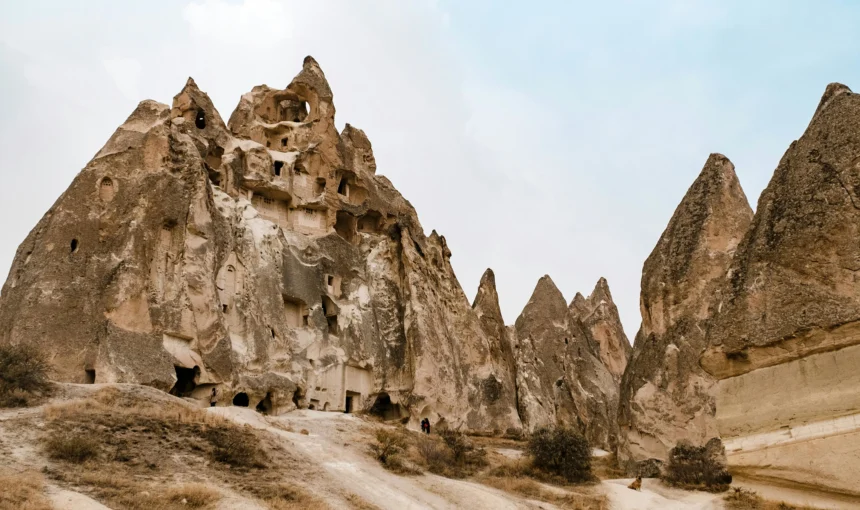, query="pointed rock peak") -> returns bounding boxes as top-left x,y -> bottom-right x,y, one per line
185,76 -> 198,89
303,55 -> 322,71
473,268 -> 502,319
529,275 -> 566,307
342,123 -> 377,174
589,277 -> 613,303
570,292 -> 588,315
813,82 -> 852,119
479,268 -> 496,288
